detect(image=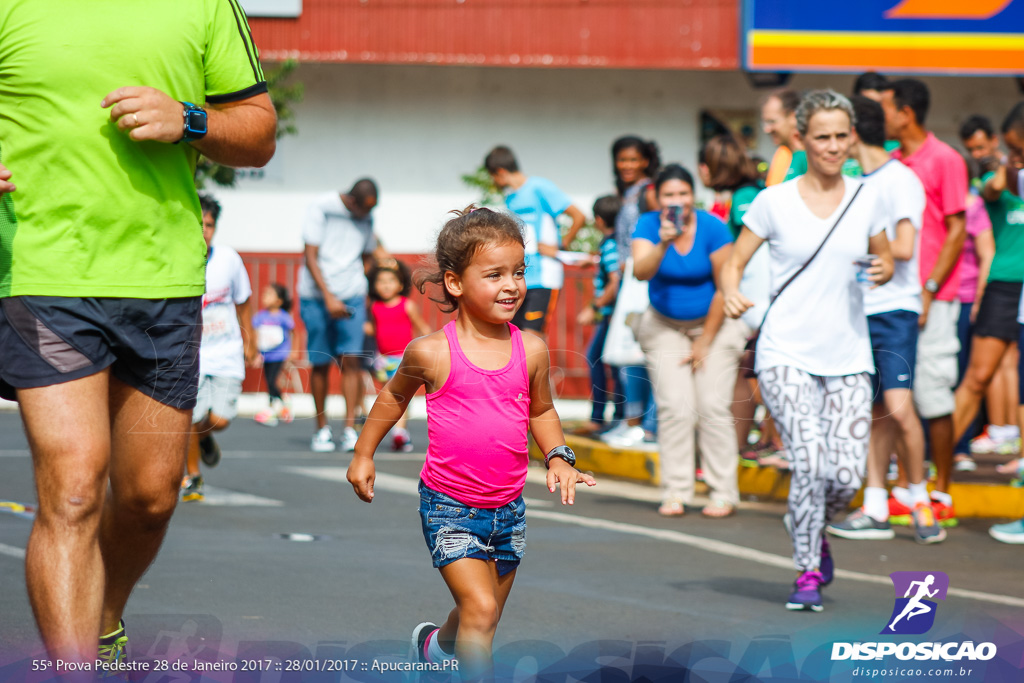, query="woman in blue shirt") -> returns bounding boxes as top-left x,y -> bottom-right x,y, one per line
633,164 -> 747,518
